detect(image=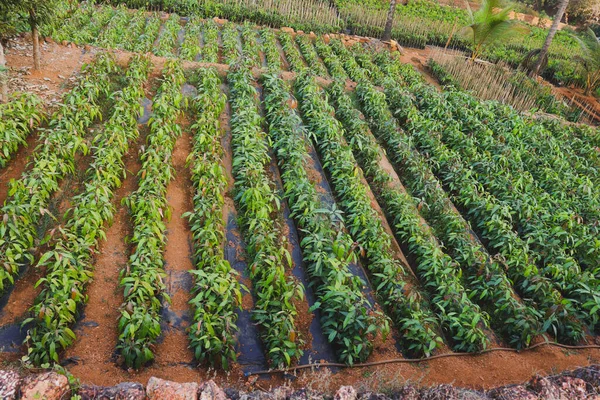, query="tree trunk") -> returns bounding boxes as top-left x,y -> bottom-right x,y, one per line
532,0 -> 569,75
382,0 -> 398,42
30,9 -> 41,71
0,41 -> 7,103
